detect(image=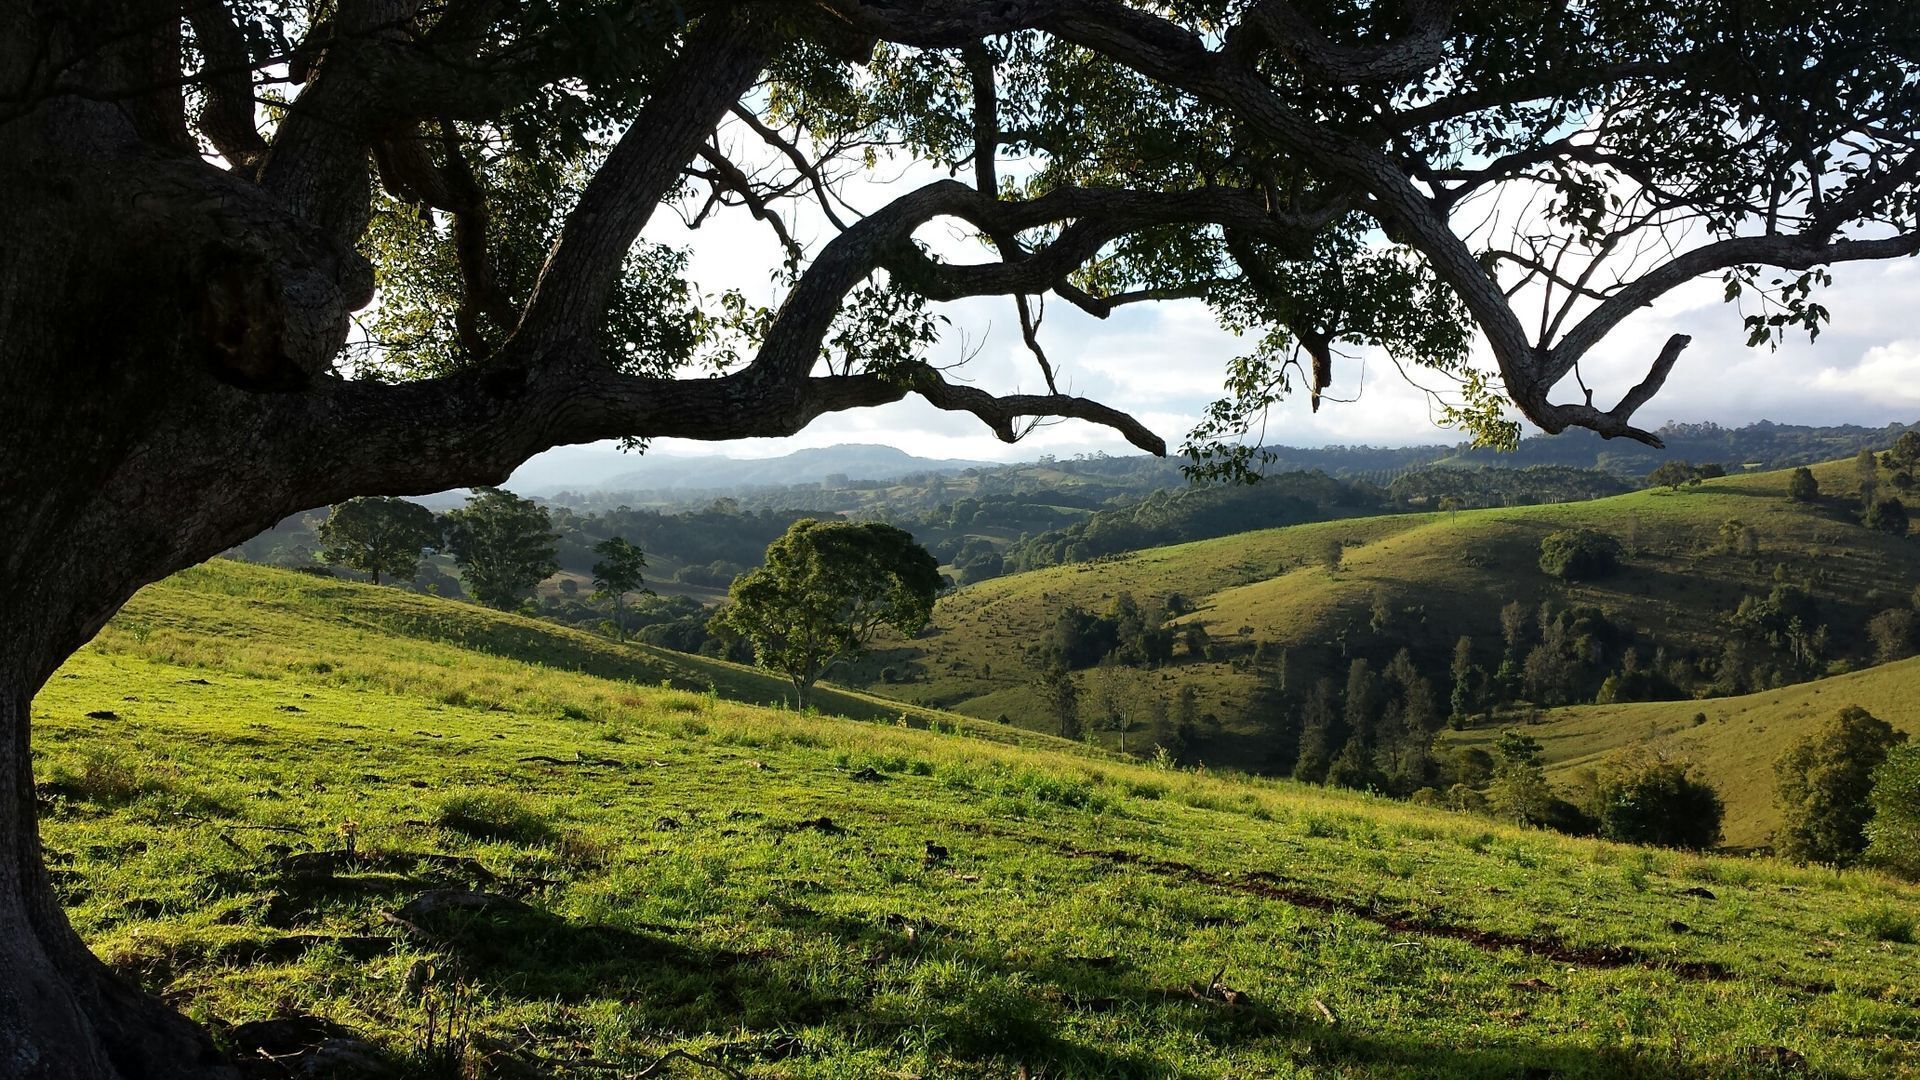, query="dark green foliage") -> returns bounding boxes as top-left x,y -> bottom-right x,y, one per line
1884,431 -> 1920,471
1537,528 -> 1624,581
1387,466 -> 1629,509
1042,594 -> 1172,670
316,497 -> 438,586
1588,755 -> 1724,850
1775,707 -> 1908,866
1243,655 -> 1299,775
1487,760 -> 1555,827
1867,608 -> 1917,663
1857,450 -> 1882,505
1865,745 -> 1920,880
1318,536 -> 1345,574
1448,636 -> 1481,722
1007,471 -> 1380,570
1787,467 -> 1819,502
1594,668 -> 1685,704
712,519 -> 940,707
590,536 -> 649,641
1863,497 -> 1909,535
1036,662 -> 1082,740
1325,739 -> 1384,791
441,488 -> 560,610
1292,679 -> 1340,783
1342,659 -> 1378,745
1646,461 -> 1701,491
